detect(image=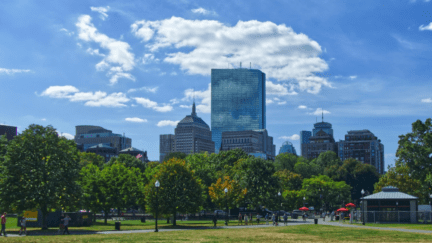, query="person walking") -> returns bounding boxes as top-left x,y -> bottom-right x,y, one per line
244,213 -> 248,225
62,214 -> 71,235
272,213 -> 276,226
283,213 -> 288,226
265,213 -> 269,225
238,213 -> 242,225
322,211 -> 326,222
302,213 -> 306,222
19,216 -> 27,235
249,213 -> 253,225
0,212 -> 6,237
256,213 -> 260,225
59,214 -> 65,234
